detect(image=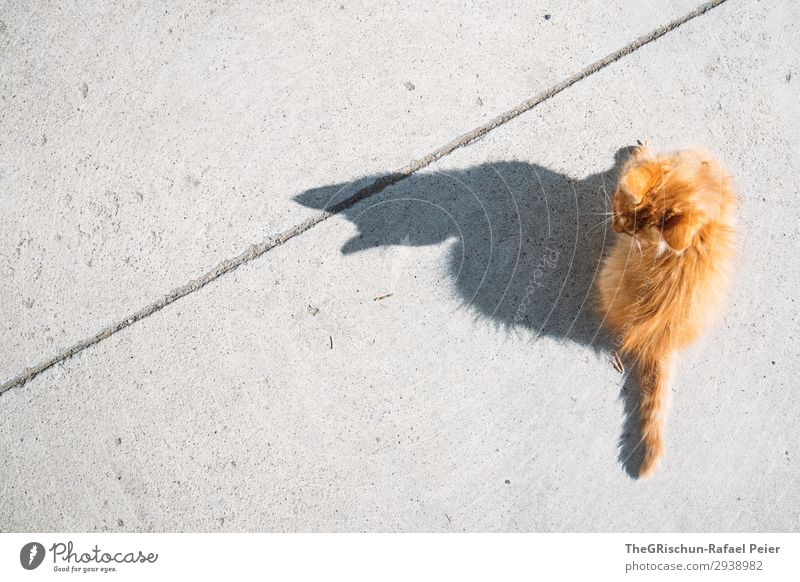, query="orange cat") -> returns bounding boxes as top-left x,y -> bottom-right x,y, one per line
597,144 -> 738,477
